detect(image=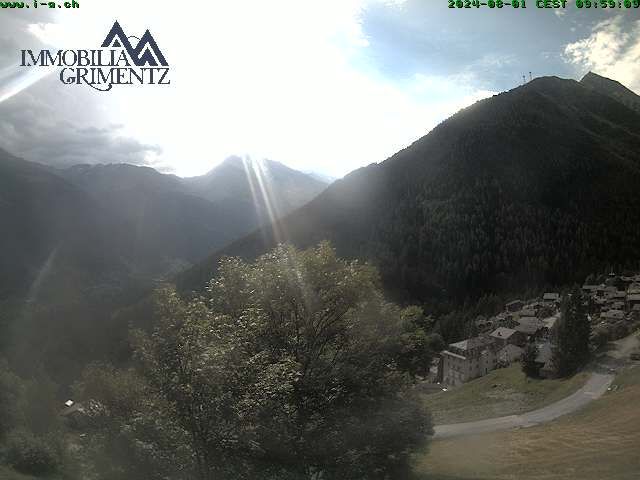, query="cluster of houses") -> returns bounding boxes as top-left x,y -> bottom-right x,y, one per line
437,293 -> 561,387
436,272 -> 640,388
582,272 -> 640,335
